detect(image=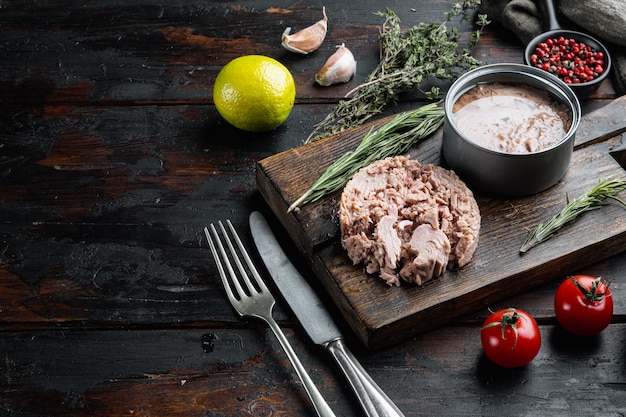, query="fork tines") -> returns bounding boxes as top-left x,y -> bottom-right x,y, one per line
205,220 -> 269,306
204,220 -> 339,417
